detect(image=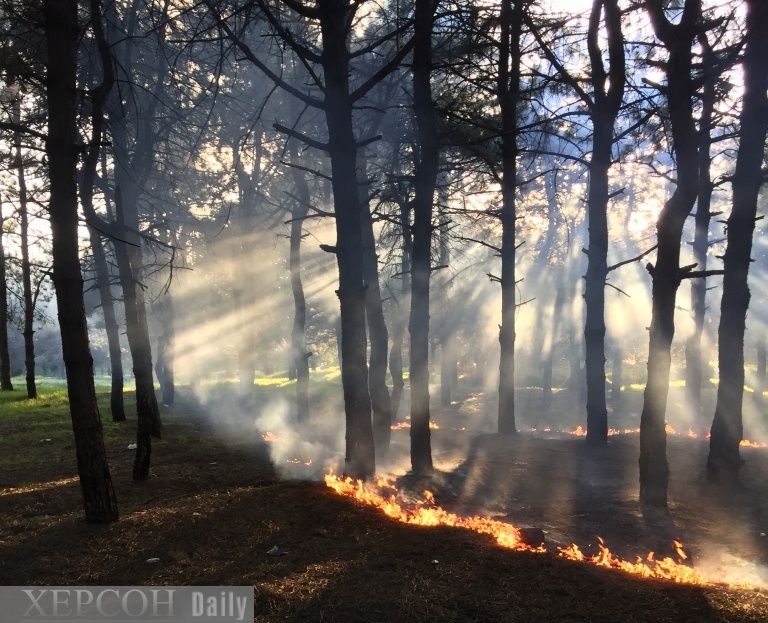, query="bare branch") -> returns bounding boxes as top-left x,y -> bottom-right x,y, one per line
607,244 -> 658,272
